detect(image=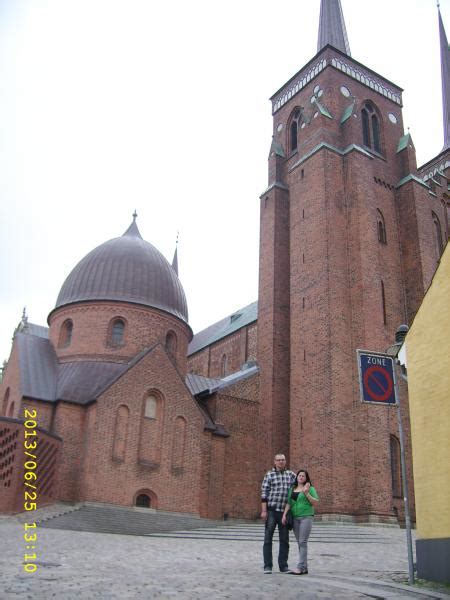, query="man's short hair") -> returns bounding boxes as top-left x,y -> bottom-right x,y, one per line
274,454 -> 286,460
